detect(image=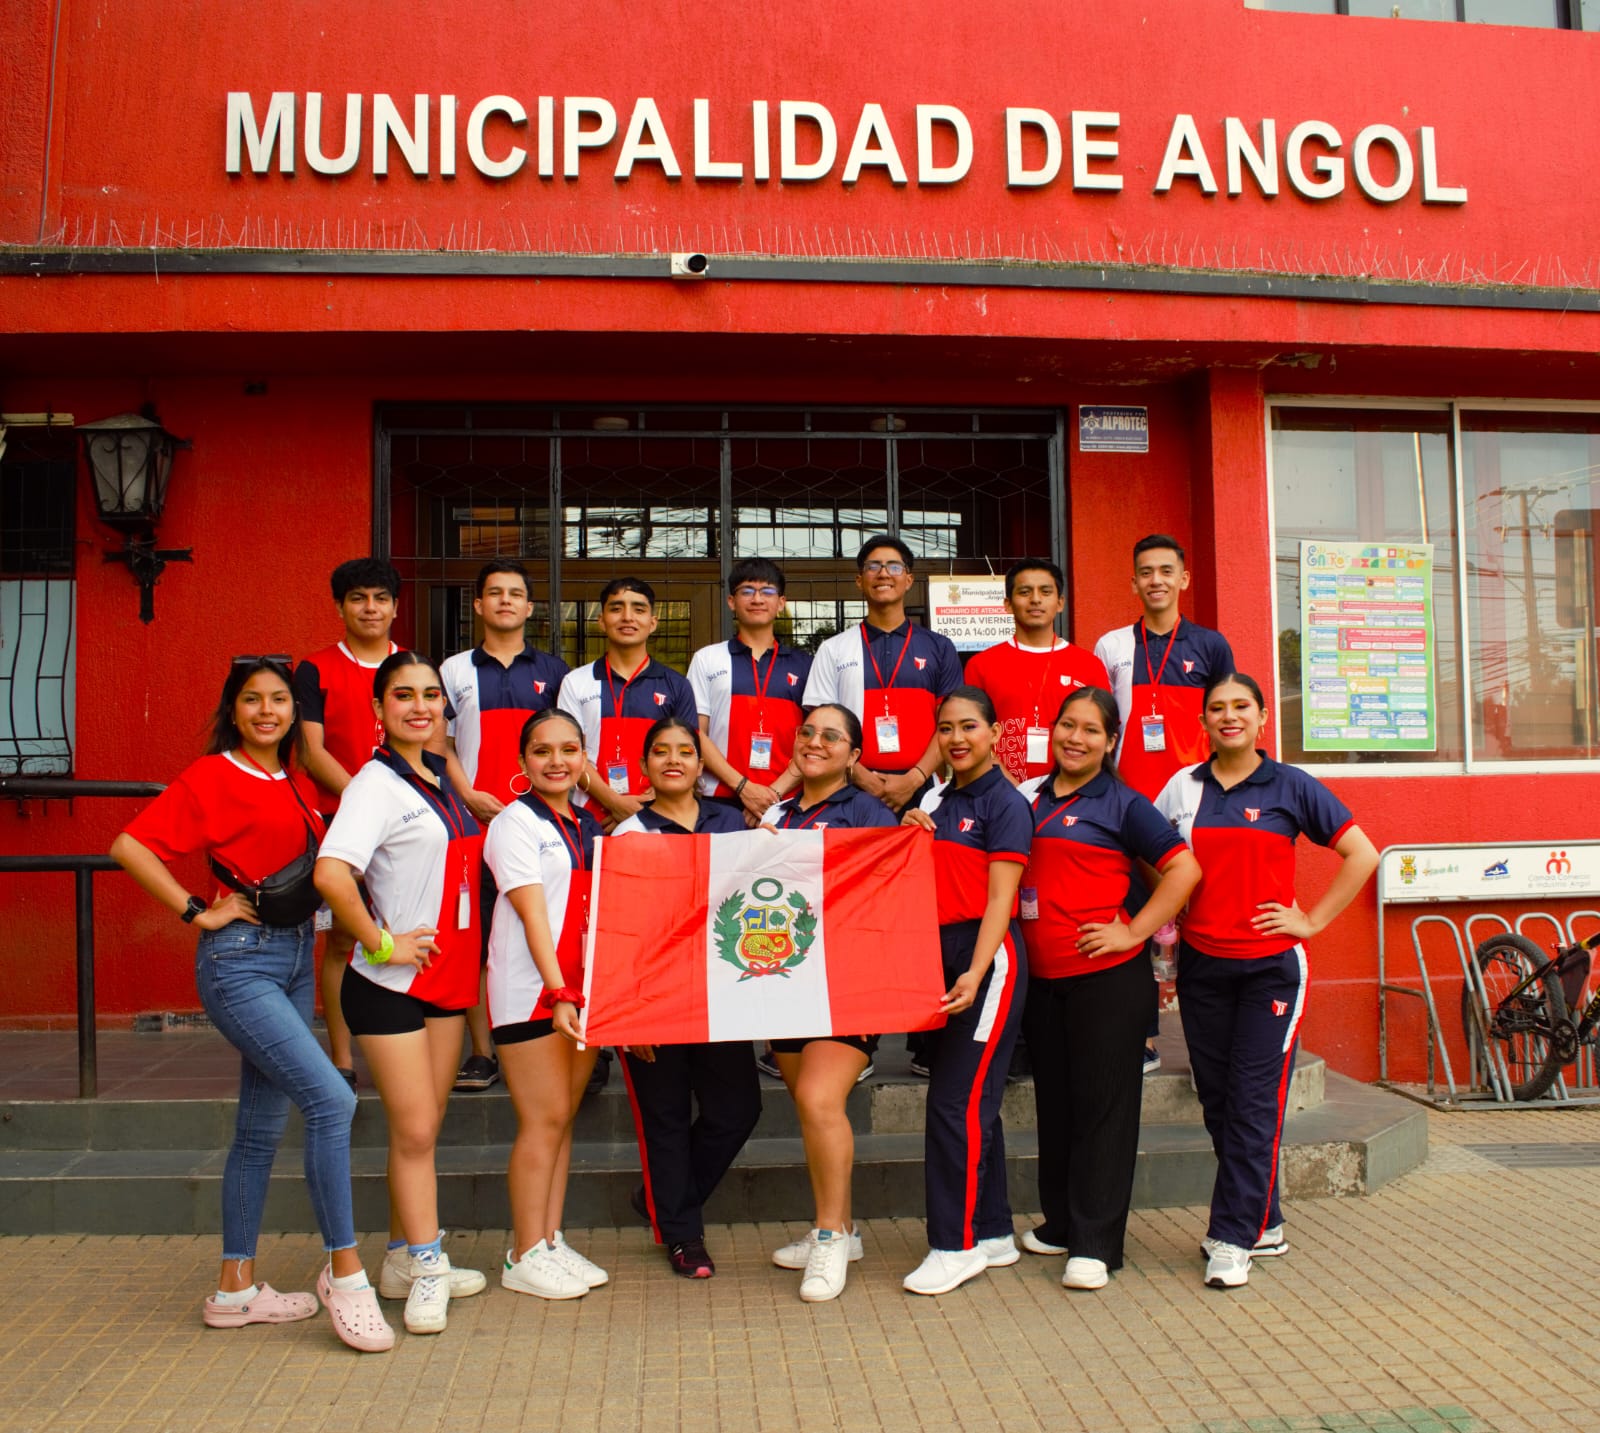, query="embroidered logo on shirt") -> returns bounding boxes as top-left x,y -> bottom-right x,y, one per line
1183,659 -> 1195,674
400,806 -> 431,824
959,818 -> 975,832
653,692 -> 667,706
535,681 -> 547,694
914,656 -> 927,670
1063,815 -> 1079,827
787,673 -> 798,686
1272,999 -> 1289,1016
1245,808 -> 1260,822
